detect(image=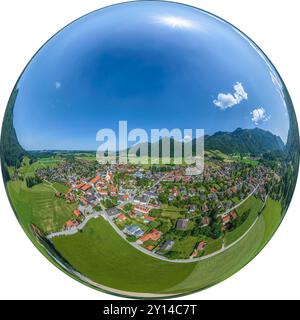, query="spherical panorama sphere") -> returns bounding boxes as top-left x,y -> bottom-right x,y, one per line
1,1 -> 299,298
